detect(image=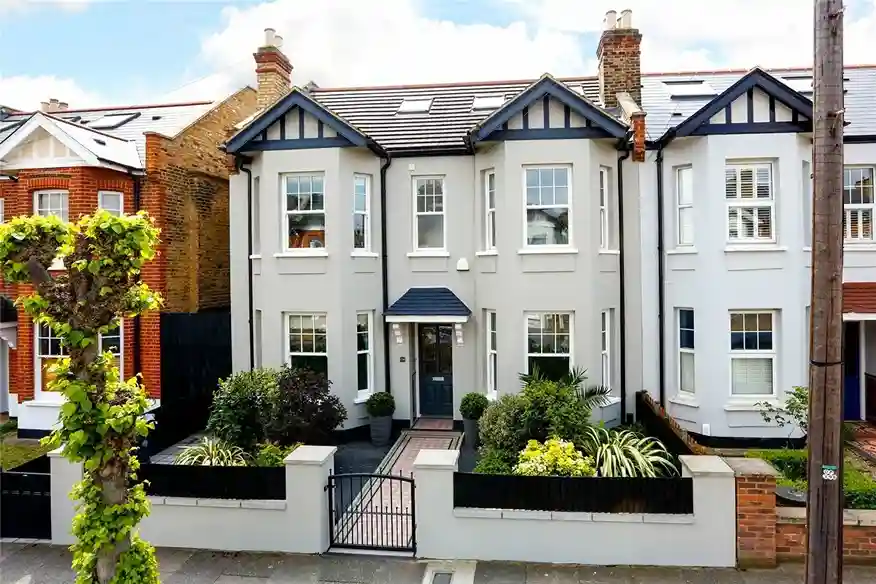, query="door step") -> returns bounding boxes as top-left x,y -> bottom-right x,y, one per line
412,417 -> 455,431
